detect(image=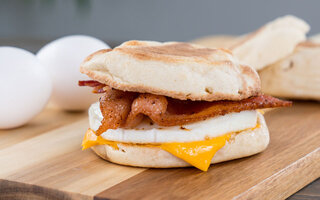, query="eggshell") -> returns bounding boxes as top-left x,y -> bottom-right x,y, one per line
0,47 -> 52,129
36,35 -> 110,111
